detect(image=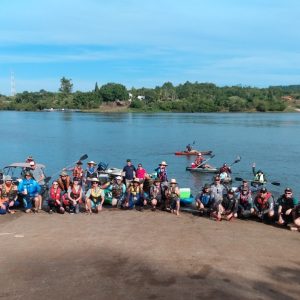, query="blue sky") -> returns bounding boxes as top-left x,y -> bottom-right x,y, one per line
0,0 -> 300,95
